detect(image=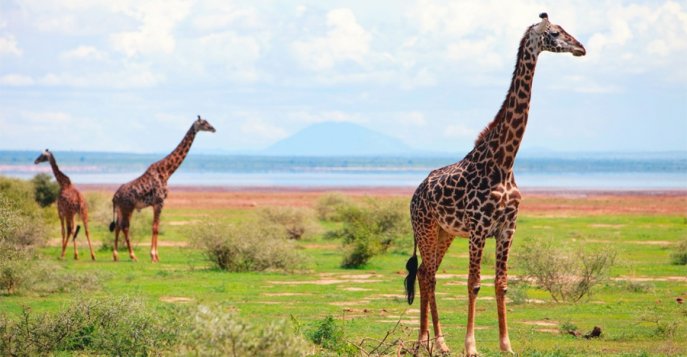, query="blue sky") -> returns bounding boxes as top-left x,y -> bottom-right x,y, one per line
0,0 -> 685,154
